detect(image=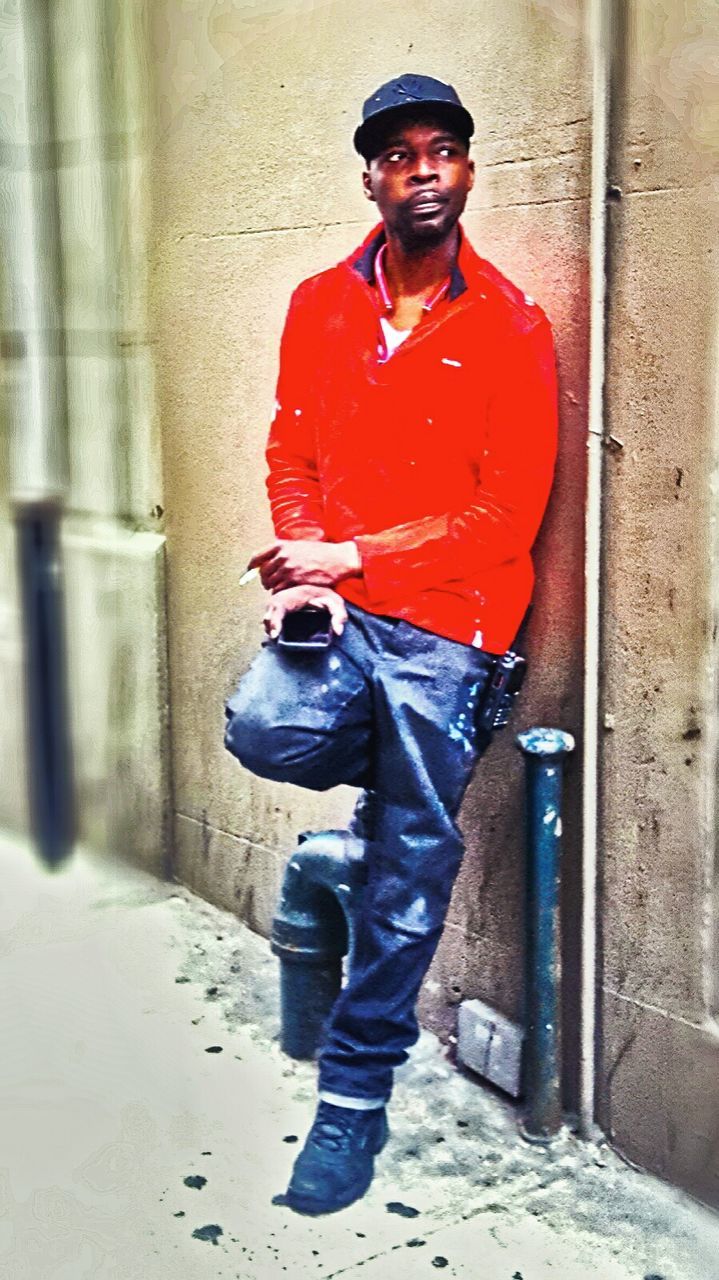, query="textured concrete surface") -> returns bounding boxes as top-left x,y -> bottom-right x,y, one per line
601,991 -> 719,1203
597,0 -> 719,1204
152,0 -> 589,1101
602,184 -> 715,1018
62,524 -> 170,875
2,834 -> 718,1280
